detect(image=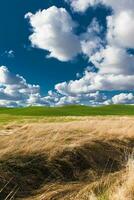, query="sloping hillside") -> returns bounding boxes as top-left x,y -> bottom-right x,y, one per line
1,105 -> 134,116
